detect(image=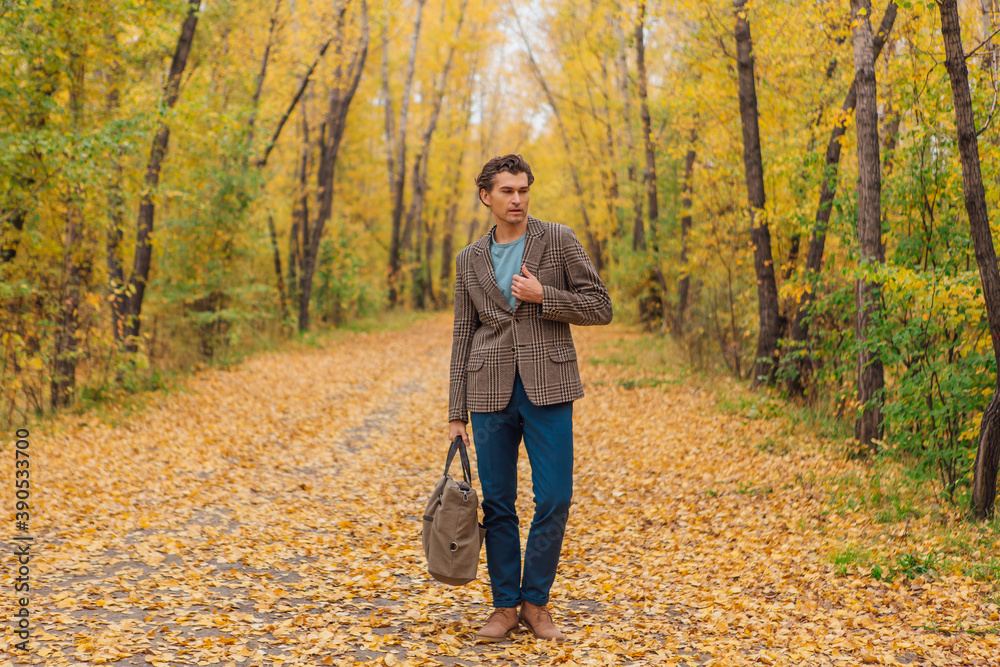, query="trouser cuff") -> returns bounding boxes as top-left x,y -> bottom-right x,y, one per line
520,594 -> 549,606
